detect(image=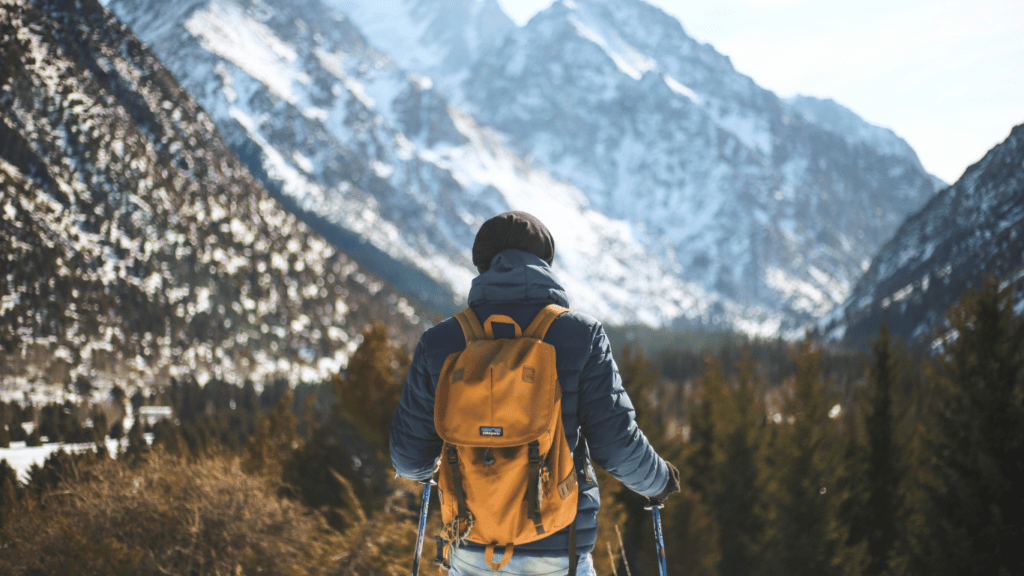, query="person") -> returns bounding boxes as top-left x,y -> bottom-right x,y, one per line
390,211 -> 680,575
